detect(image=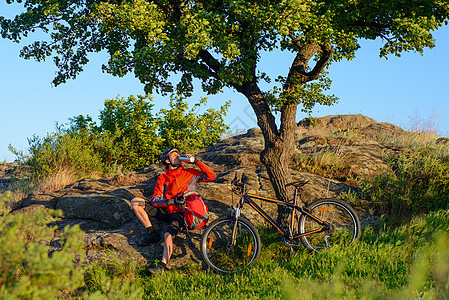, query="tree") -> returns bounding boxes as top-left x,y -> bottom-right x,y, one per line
2,0 -> 448,212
